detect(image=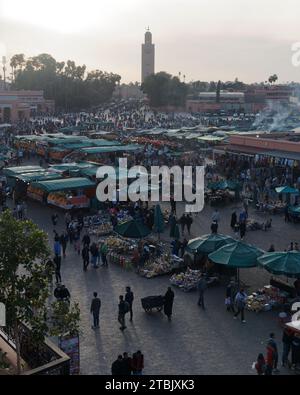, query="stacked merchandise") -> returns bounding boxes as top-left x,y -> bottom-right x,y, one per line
170,268 -> 202,292
27,185 -> 44,202
88,223 -> 113,236
99,236 -> 136,270
138,254 -> 184,279
246,285 -> 289,313
84,214 -> 113,236
116,211 -> 133,224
